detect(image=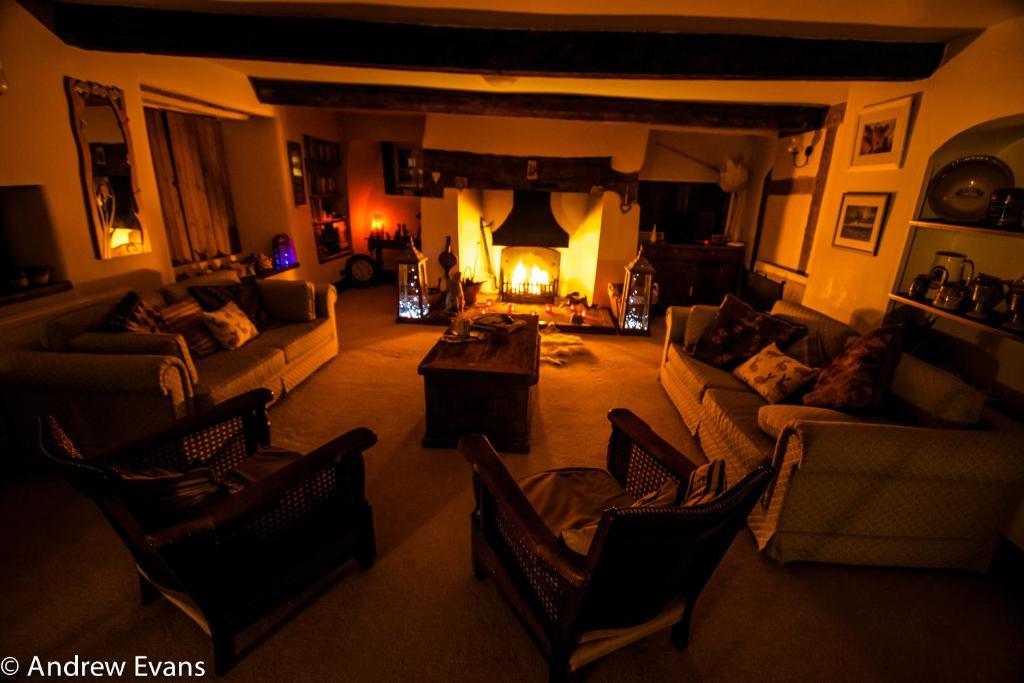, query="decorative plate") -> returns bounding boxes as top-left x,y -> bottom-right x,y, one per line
926,155 -> 1014,222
